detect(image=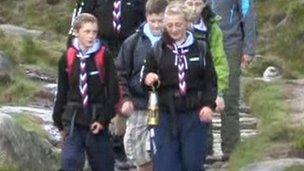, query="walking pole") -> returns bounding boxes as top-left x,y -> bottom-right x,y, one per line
68,0 -> 85,35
